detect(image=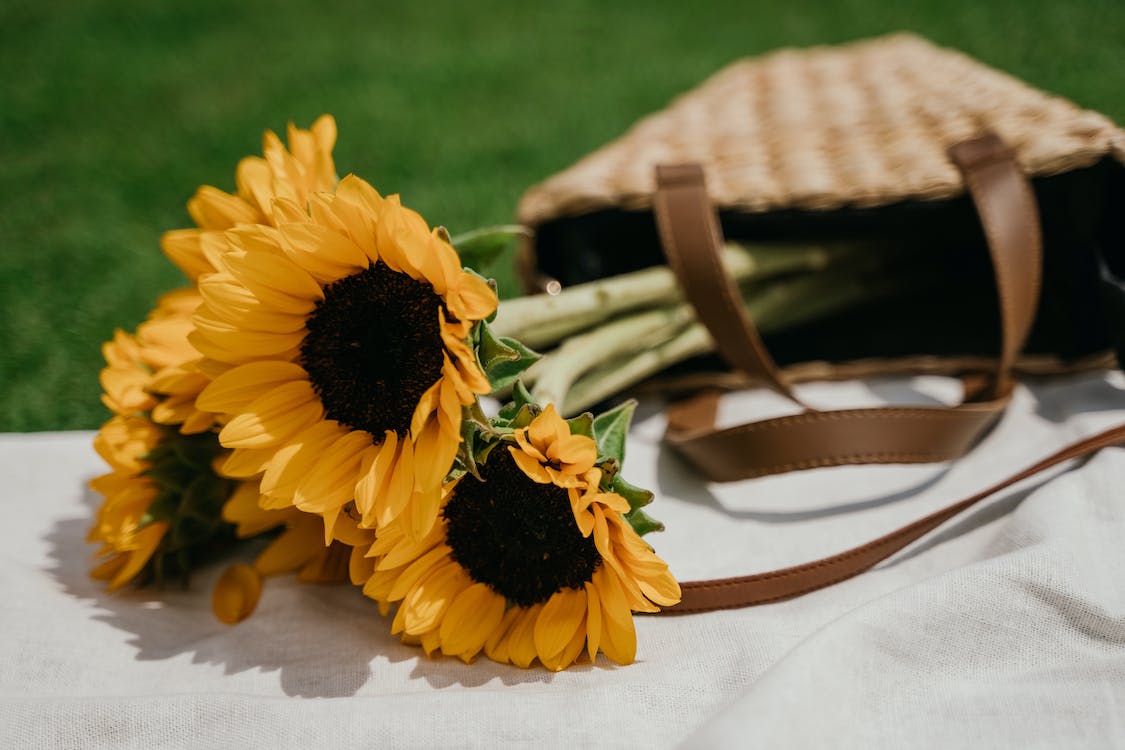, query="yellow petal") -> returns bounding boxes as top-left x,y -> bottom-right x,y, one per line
508,446 -> 552,484
212,563 -> 263,625
639,572 -> 682,609
599,605 -> 637,666
220,447 -> 274,478
506,606 -> 542,669
534,588 -> 587,663
90,554 -> 127,584
593,566 -> 634,630
352,443 -> 384,521
401,562 -> 472,634
439,583 -> 506,657
328,191 -> 377,260
108,522 -> 169,591
542,611 -> 588,671
527,403 -> 563,451
512,423 -> 547,463
161,229 -> 214,280
335,174 -> 384,216
297,540 -> 351,583
547,434 -> 596,467
179,409 -> 215,436
218,381 -> 323,450
359,432 -> 401,527
408,380 -> 442,437
222,231 -> 324,302
585,581 -> 603,663
349,547 -> 376,586
437,373 -> 464,438
448,270 -> 498,322
381,435 -> 416,529
419,627 -> 442,656
269,196 -> 310,225
234,156 -> 274,216
190,328 -> 304,371
200,280 -> 312,332
375,519 -> 445,571
484,606 -> 523,665
411,415 -> 457,495
292,429 -> 370,514
253,517 -> 323,576
279,222 -> 369,282
387,544 -> 453,602
188,186 -> 259,229
221,482 -> 287,537
258,420 -> 345,498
